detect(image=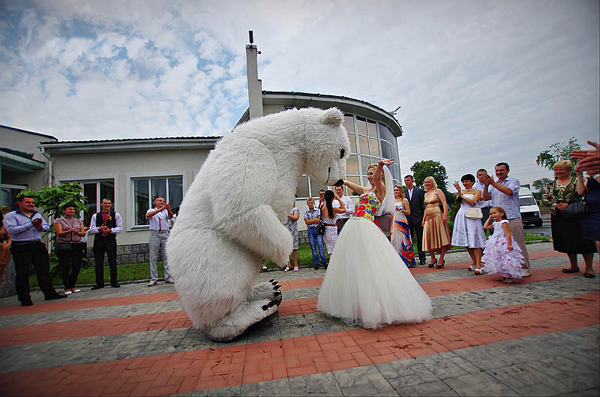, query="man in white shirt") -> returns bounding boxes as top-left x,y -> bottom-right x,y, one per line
334,185 -> 354,233
146,197 -> 174,286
